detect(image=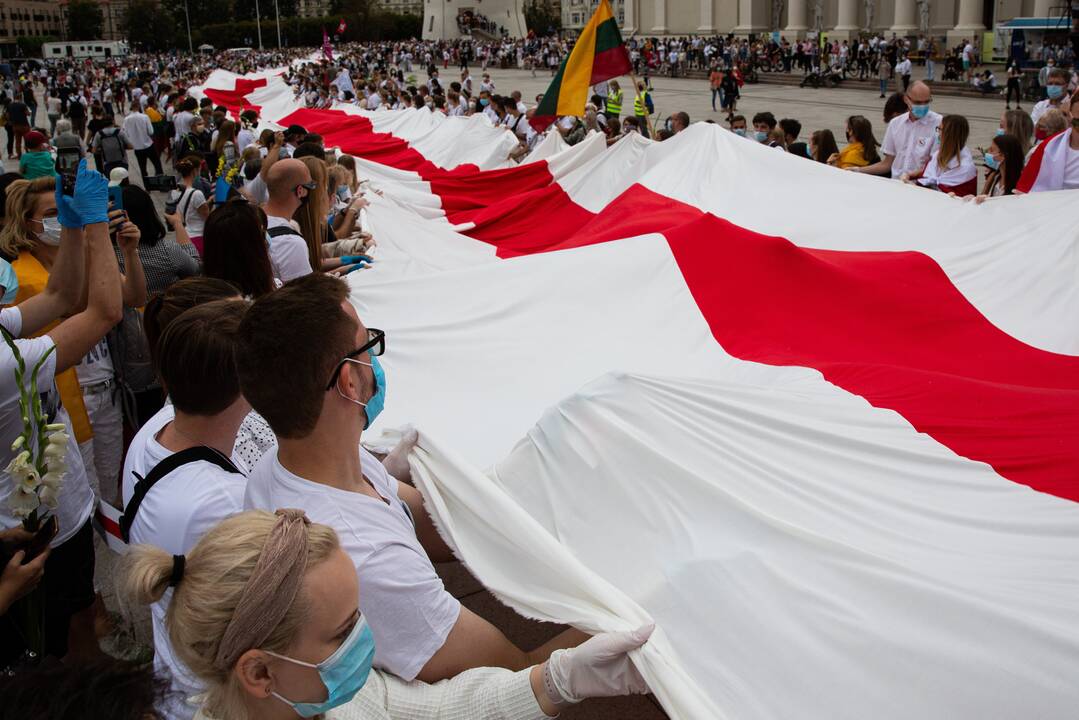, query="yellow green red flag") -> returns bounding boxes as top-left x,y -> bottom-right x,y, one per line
530,0 -> 632,131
